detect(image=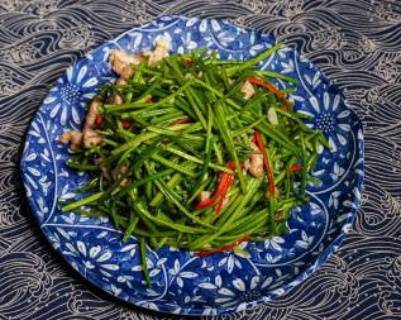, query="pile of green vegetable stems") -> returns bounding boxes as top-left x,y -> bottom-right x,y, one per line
62,43 -> 327,287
